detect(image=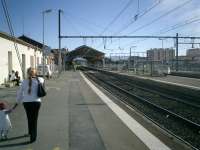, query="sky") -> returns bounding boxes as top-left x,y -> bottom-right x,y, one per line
1,0 -> 200,57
